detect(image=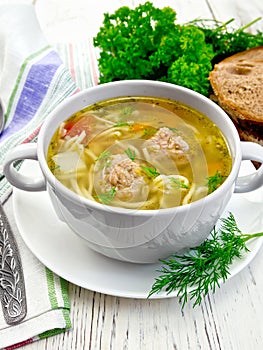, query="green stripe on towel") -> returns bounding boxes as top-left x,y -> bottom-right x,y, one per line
60,277 -> 70,309
38,325 -> 70,340
45,267 -> 59,309
4,45 -> 51,124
